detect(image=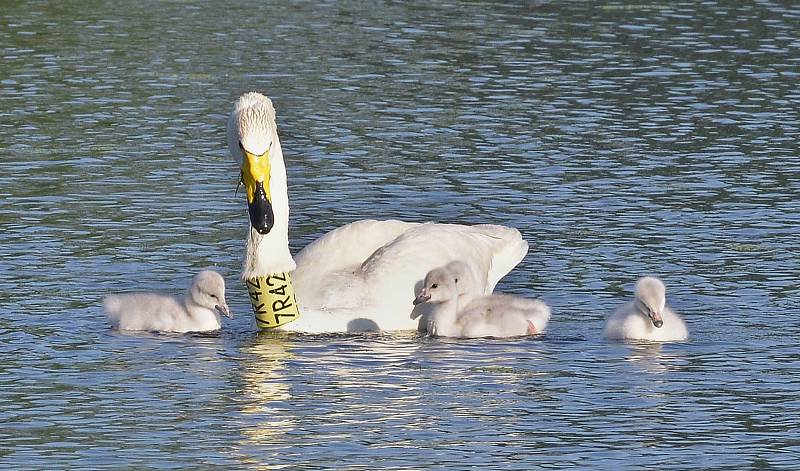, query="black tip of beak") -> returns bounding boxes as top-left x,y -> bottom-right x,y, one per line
653,319 -> 663,328
413,294 -> 431,305
248,182 -> 274,235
